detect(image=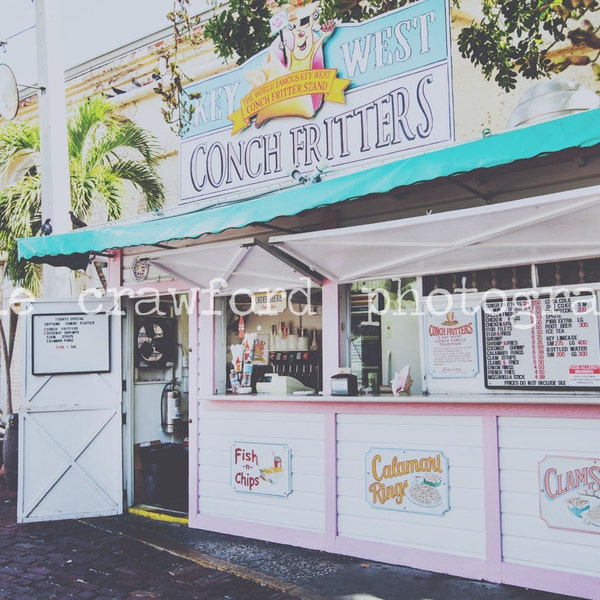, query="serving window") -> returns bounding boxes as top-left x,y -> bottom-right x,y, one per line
222,288 -> 323,396
342,278 -> 421,396
341,259 -> 600,398
422,259 -> 600,395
